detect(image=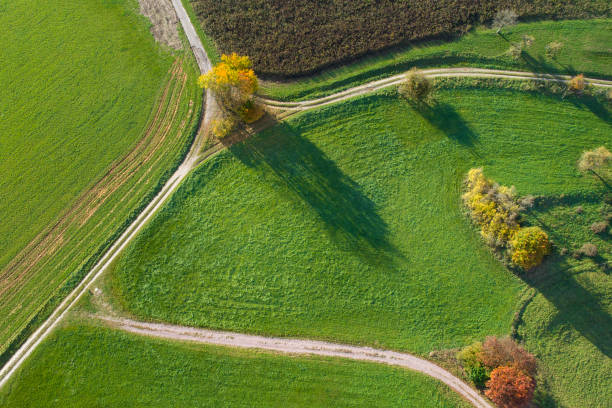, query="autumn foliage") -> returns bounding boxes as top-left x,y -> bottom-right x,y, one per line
198,54 -> 263,129
463,168 -> 550,270
485,366 -> 535,408
480,336 -> 537,377
458,337 -> 537,407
